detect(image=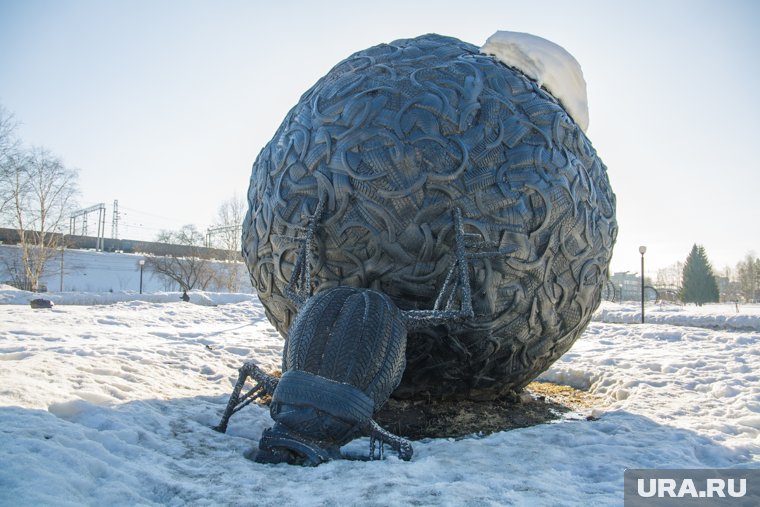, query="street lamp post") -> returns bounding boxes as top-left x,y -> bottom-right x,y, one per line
139,259 -> 145,294
639,246 -> 647,323
60,234 -> 65,292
